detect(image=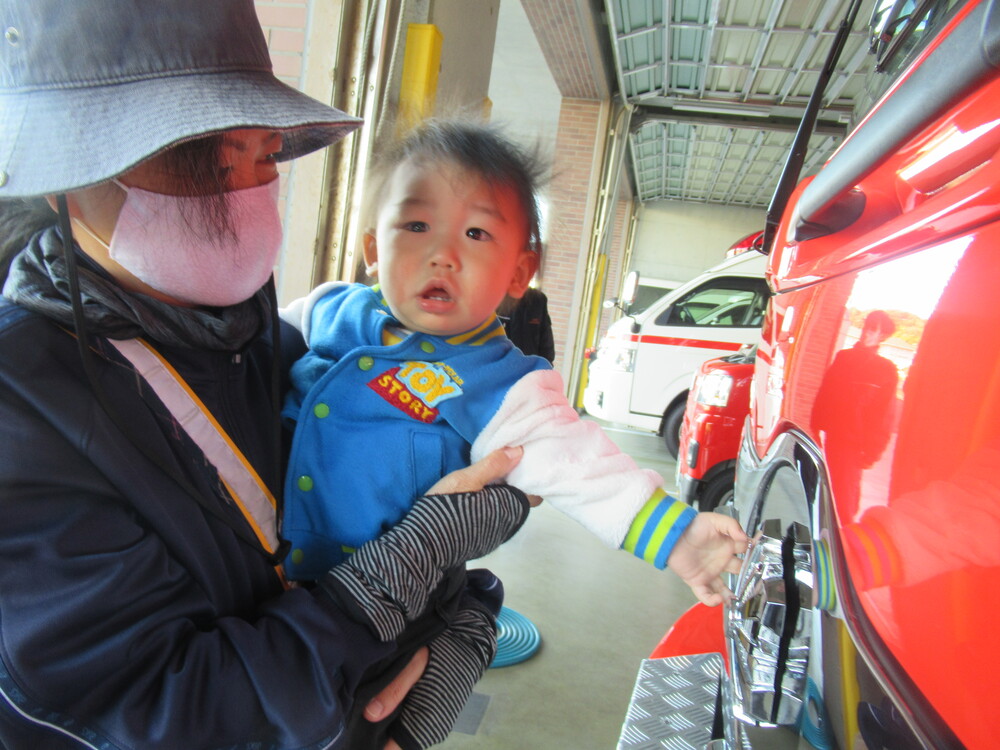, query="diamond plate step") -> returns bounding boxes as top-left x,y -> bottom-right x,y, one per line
617,654 -> 723,749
